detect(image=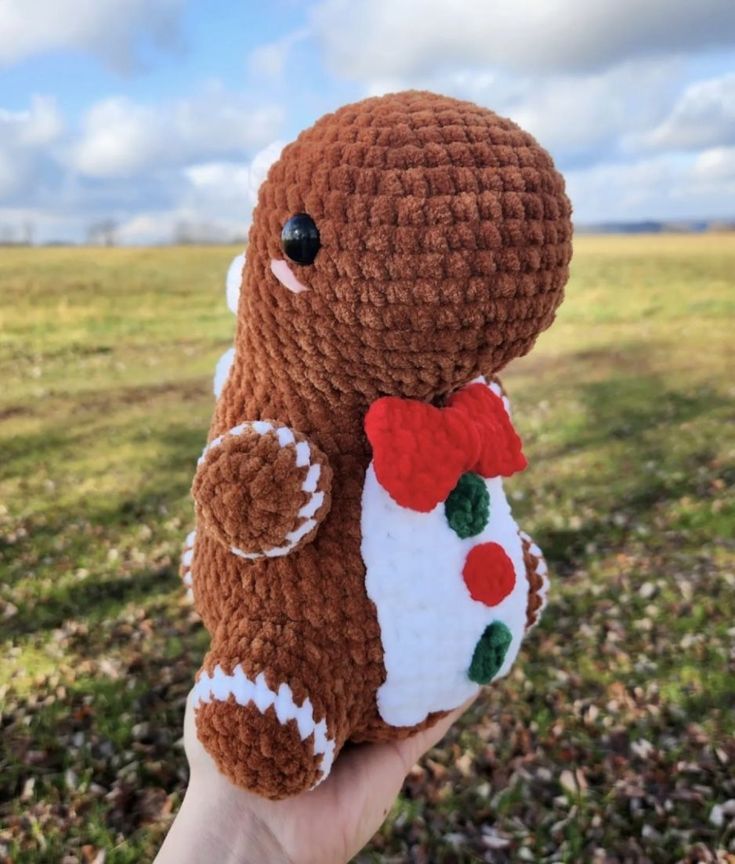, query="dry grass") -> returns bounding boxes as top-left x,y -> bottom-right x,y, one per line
1,235 -> 734,862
